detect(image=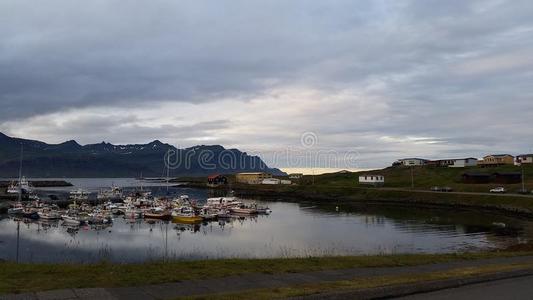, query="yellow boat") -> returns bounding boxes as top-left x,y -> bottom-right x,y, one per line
172,206 -> 203,224
172,215 -> 203,224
